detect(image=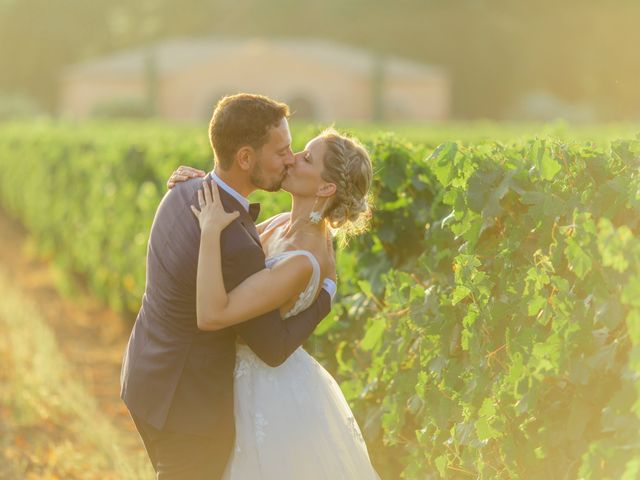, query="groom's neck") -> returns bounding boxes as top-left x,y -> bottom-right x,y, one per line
213,167 -> 255,198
